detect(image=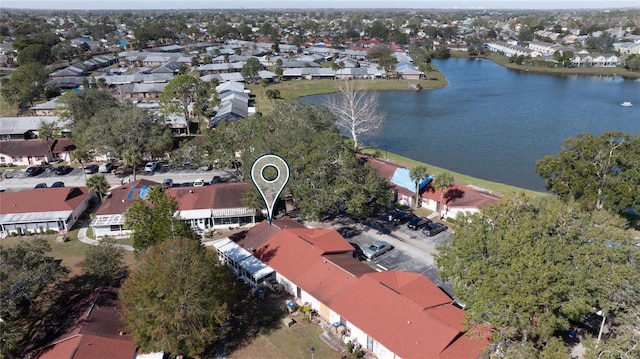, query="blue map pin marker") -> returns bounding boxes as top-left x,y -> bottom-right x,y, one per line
250,154 -> 290,225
